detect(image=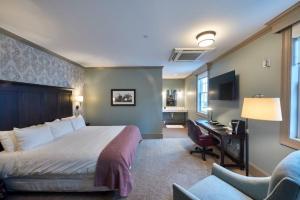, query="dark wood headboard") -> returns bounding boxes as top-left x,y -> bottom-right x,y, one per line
0,80 -> 73,131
